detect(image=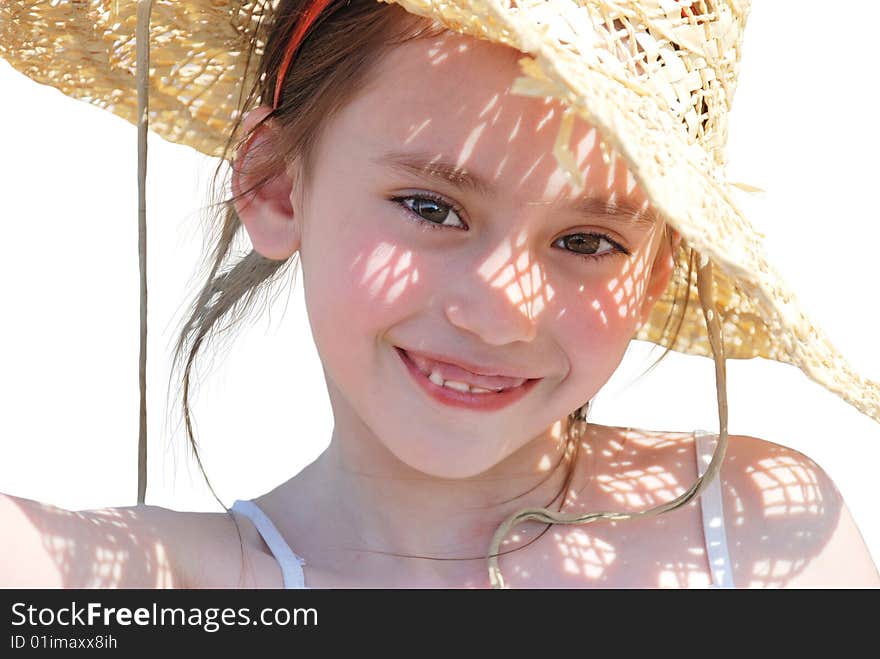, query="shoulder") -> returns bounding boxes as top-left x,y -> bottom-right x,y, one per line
0,495 -> 279,588
702,433 -> 879,588
155,504 -> 286,588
